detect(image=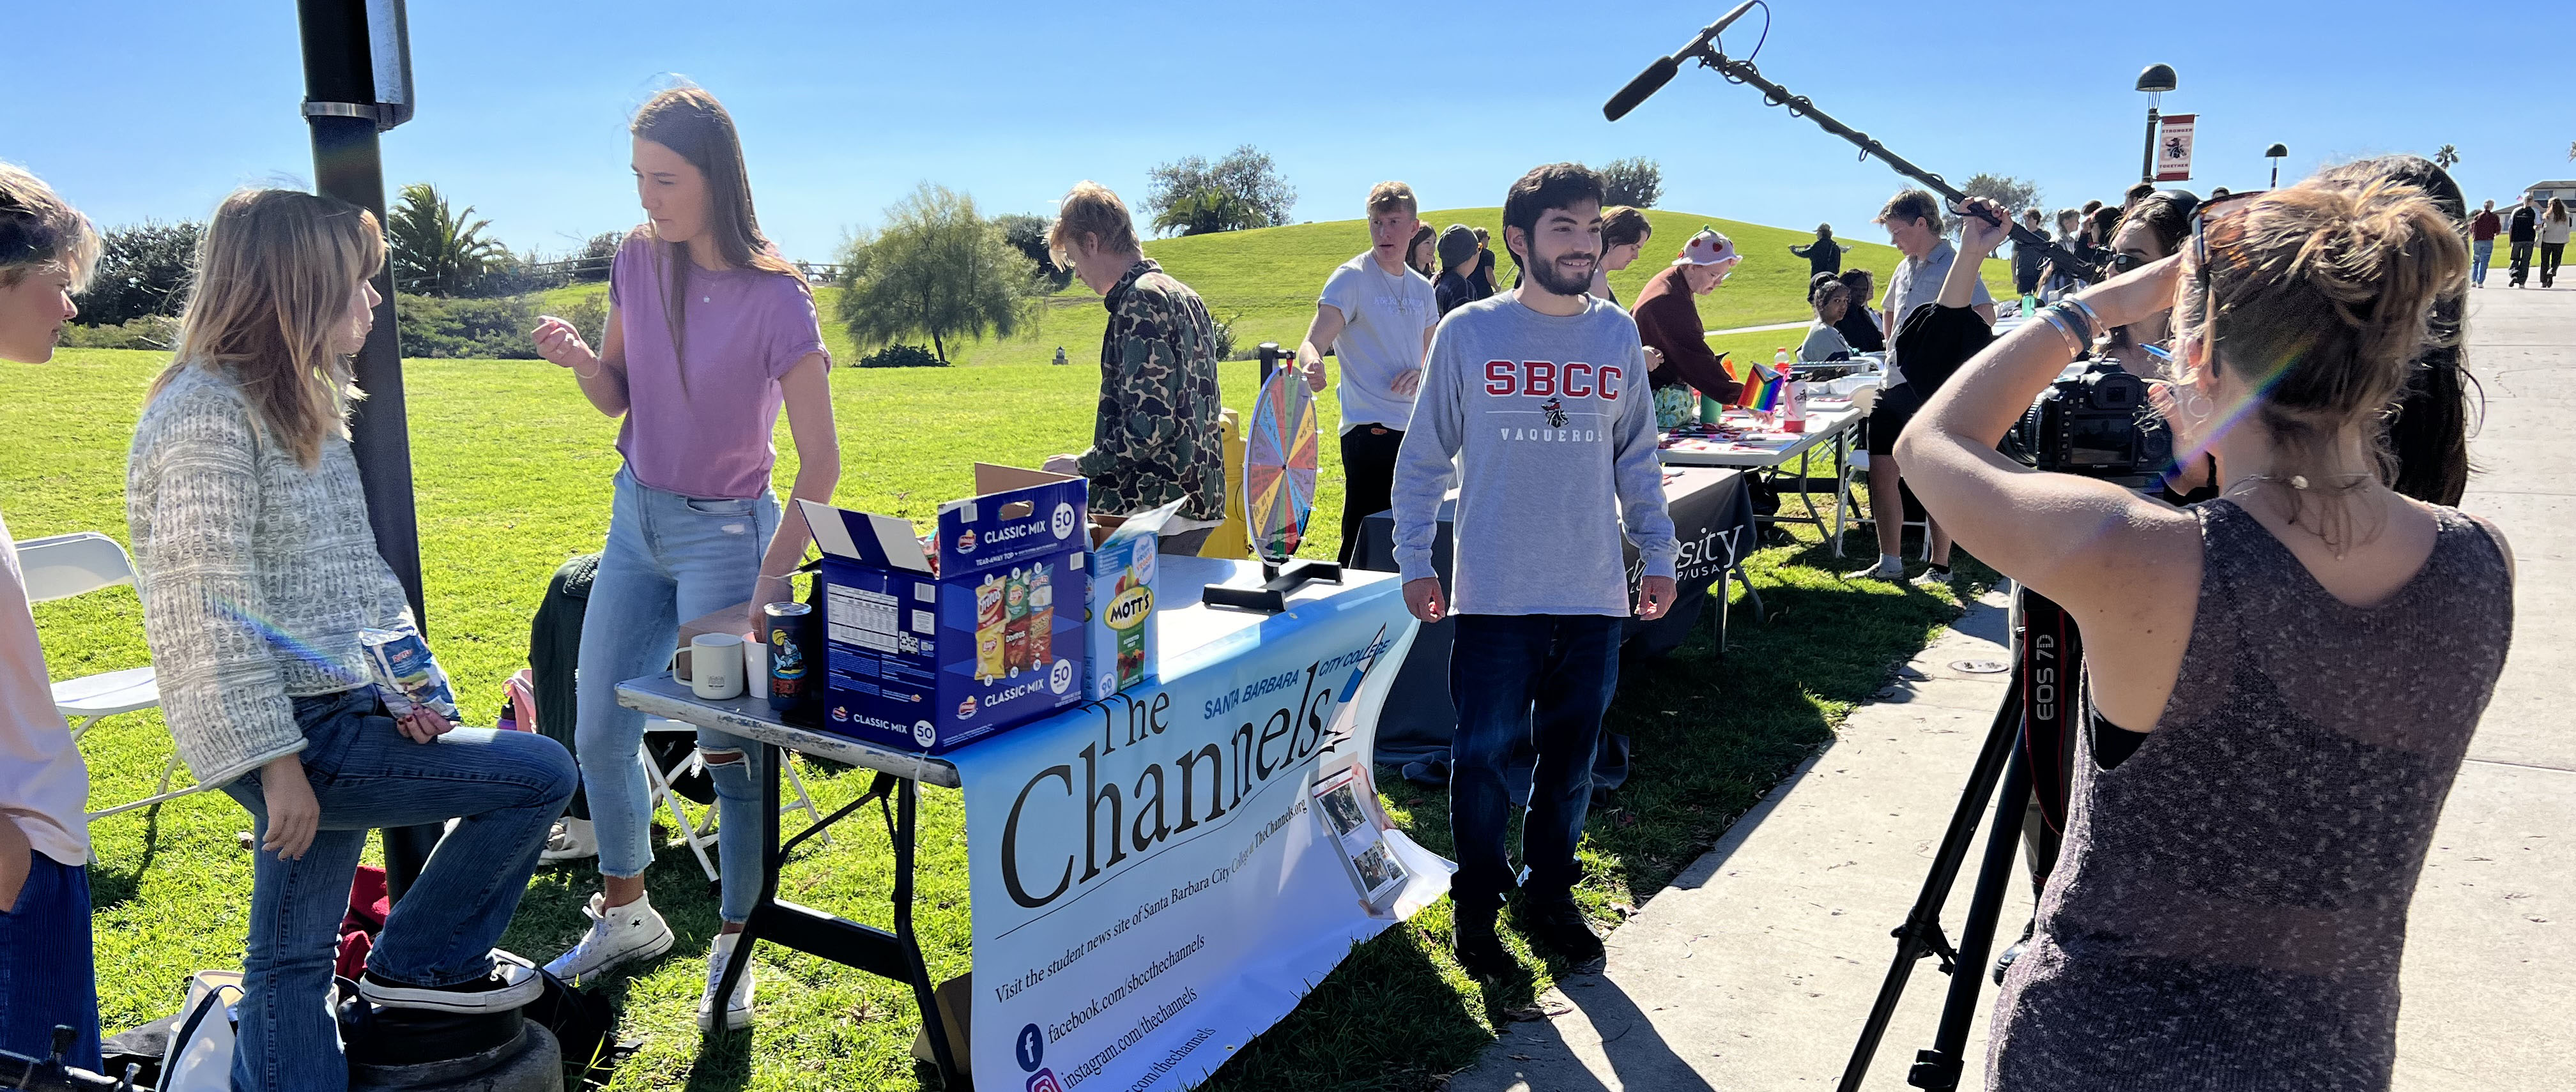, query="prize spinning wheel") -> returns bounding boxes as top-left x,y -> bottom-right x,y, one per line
1243,368 -> 1321,563
1202,344 -> 1344,612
